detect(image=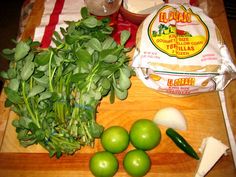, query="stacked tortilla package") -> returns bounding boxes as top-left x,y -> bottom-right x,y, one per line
132,3 -> 236,96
